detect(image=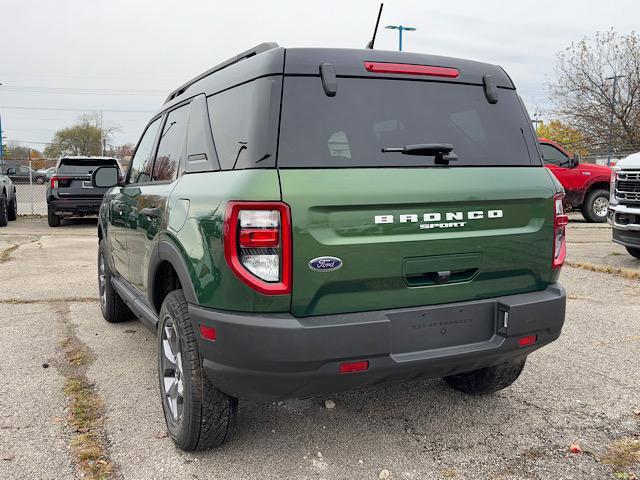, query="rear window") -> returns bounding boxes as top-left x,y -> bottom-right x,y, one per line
57,159 -> 119,175
278,77 -> 540,168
